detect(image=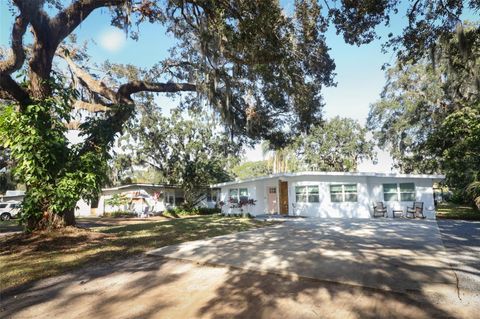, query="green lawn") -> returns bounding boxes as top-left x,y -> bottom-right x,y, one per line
0,215 -> 273,292
436,202 -> 480,220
